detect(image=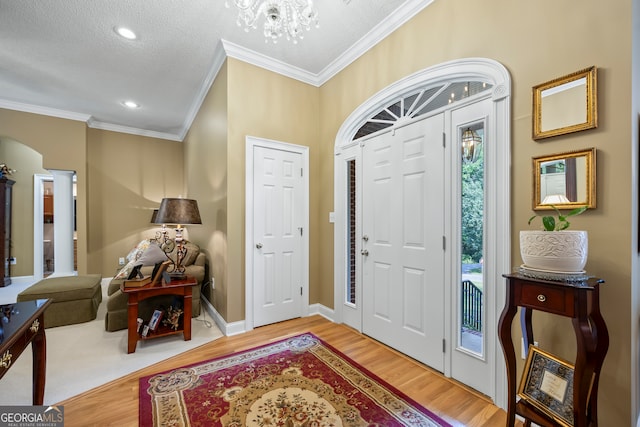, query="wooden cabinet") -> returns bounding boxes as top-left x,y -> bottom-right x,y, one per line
0,177 -> 14,287
498,273 -> 609,426
43,194 -> 53,222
